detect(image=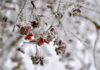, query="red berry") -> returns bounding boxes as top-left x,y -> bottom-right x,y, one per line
25,34 -> 33,40
37,38 -> 44,46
